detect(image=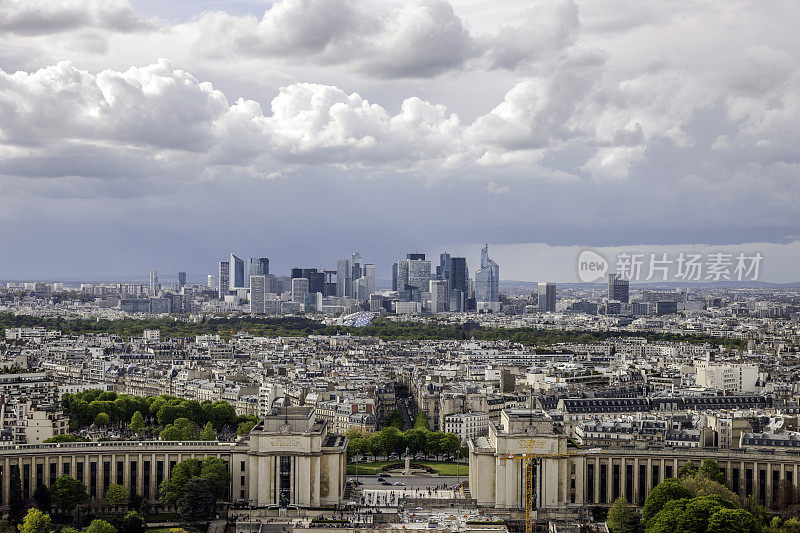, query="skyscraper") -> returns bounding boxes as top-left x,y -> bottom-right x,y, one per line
218,261 -> 229,299
207,275 -> 215,289
350,252 -> 362,297
437,252 -> 451,280
354,264 -> 375,301
149,269 -> 159,297
336,259 -> 350,297
250,275 -> 266,314
538,282 -> 556,313
247,257 -> 269,287
291,278 -> 309,304
429,279 -> 448,313
230,254 -> 245,290
608,274 -> 630,303
449,257 -> 468,294
475,244 -> 500,312
178,271 -> 186,288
